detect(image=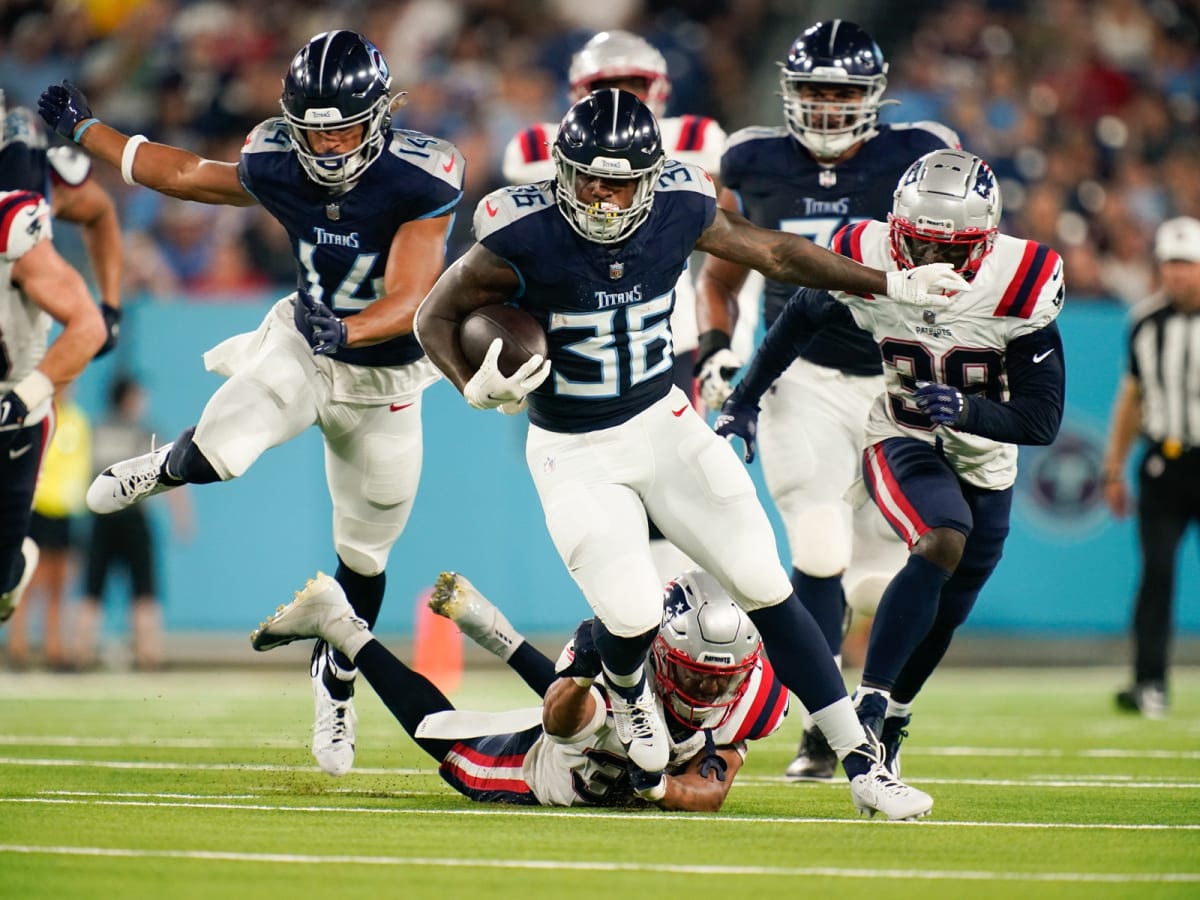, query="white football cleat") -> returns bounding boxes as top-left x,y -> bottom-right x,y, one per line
250,571 -> 367,652
608,673 -> 670,775
87,441 -> 177,515
311,641 -> 357,777
0,538 -> 38,624
428,571 -> 519,660
850,762 -> 933,821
